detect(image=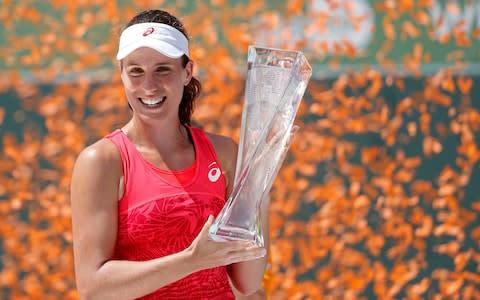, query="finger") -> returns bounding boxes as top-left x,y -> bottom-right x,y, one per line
290,125 -> 300,139
227,243 -> 266,256
207,239 -> 257,257
198,215 -> 214,238
245,244 -> 266,252
250,246 -> 267,258
221,240 -> 257,252
291,125 -> 300,135
206,214 -> 214,225
227,248 -> 267,264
